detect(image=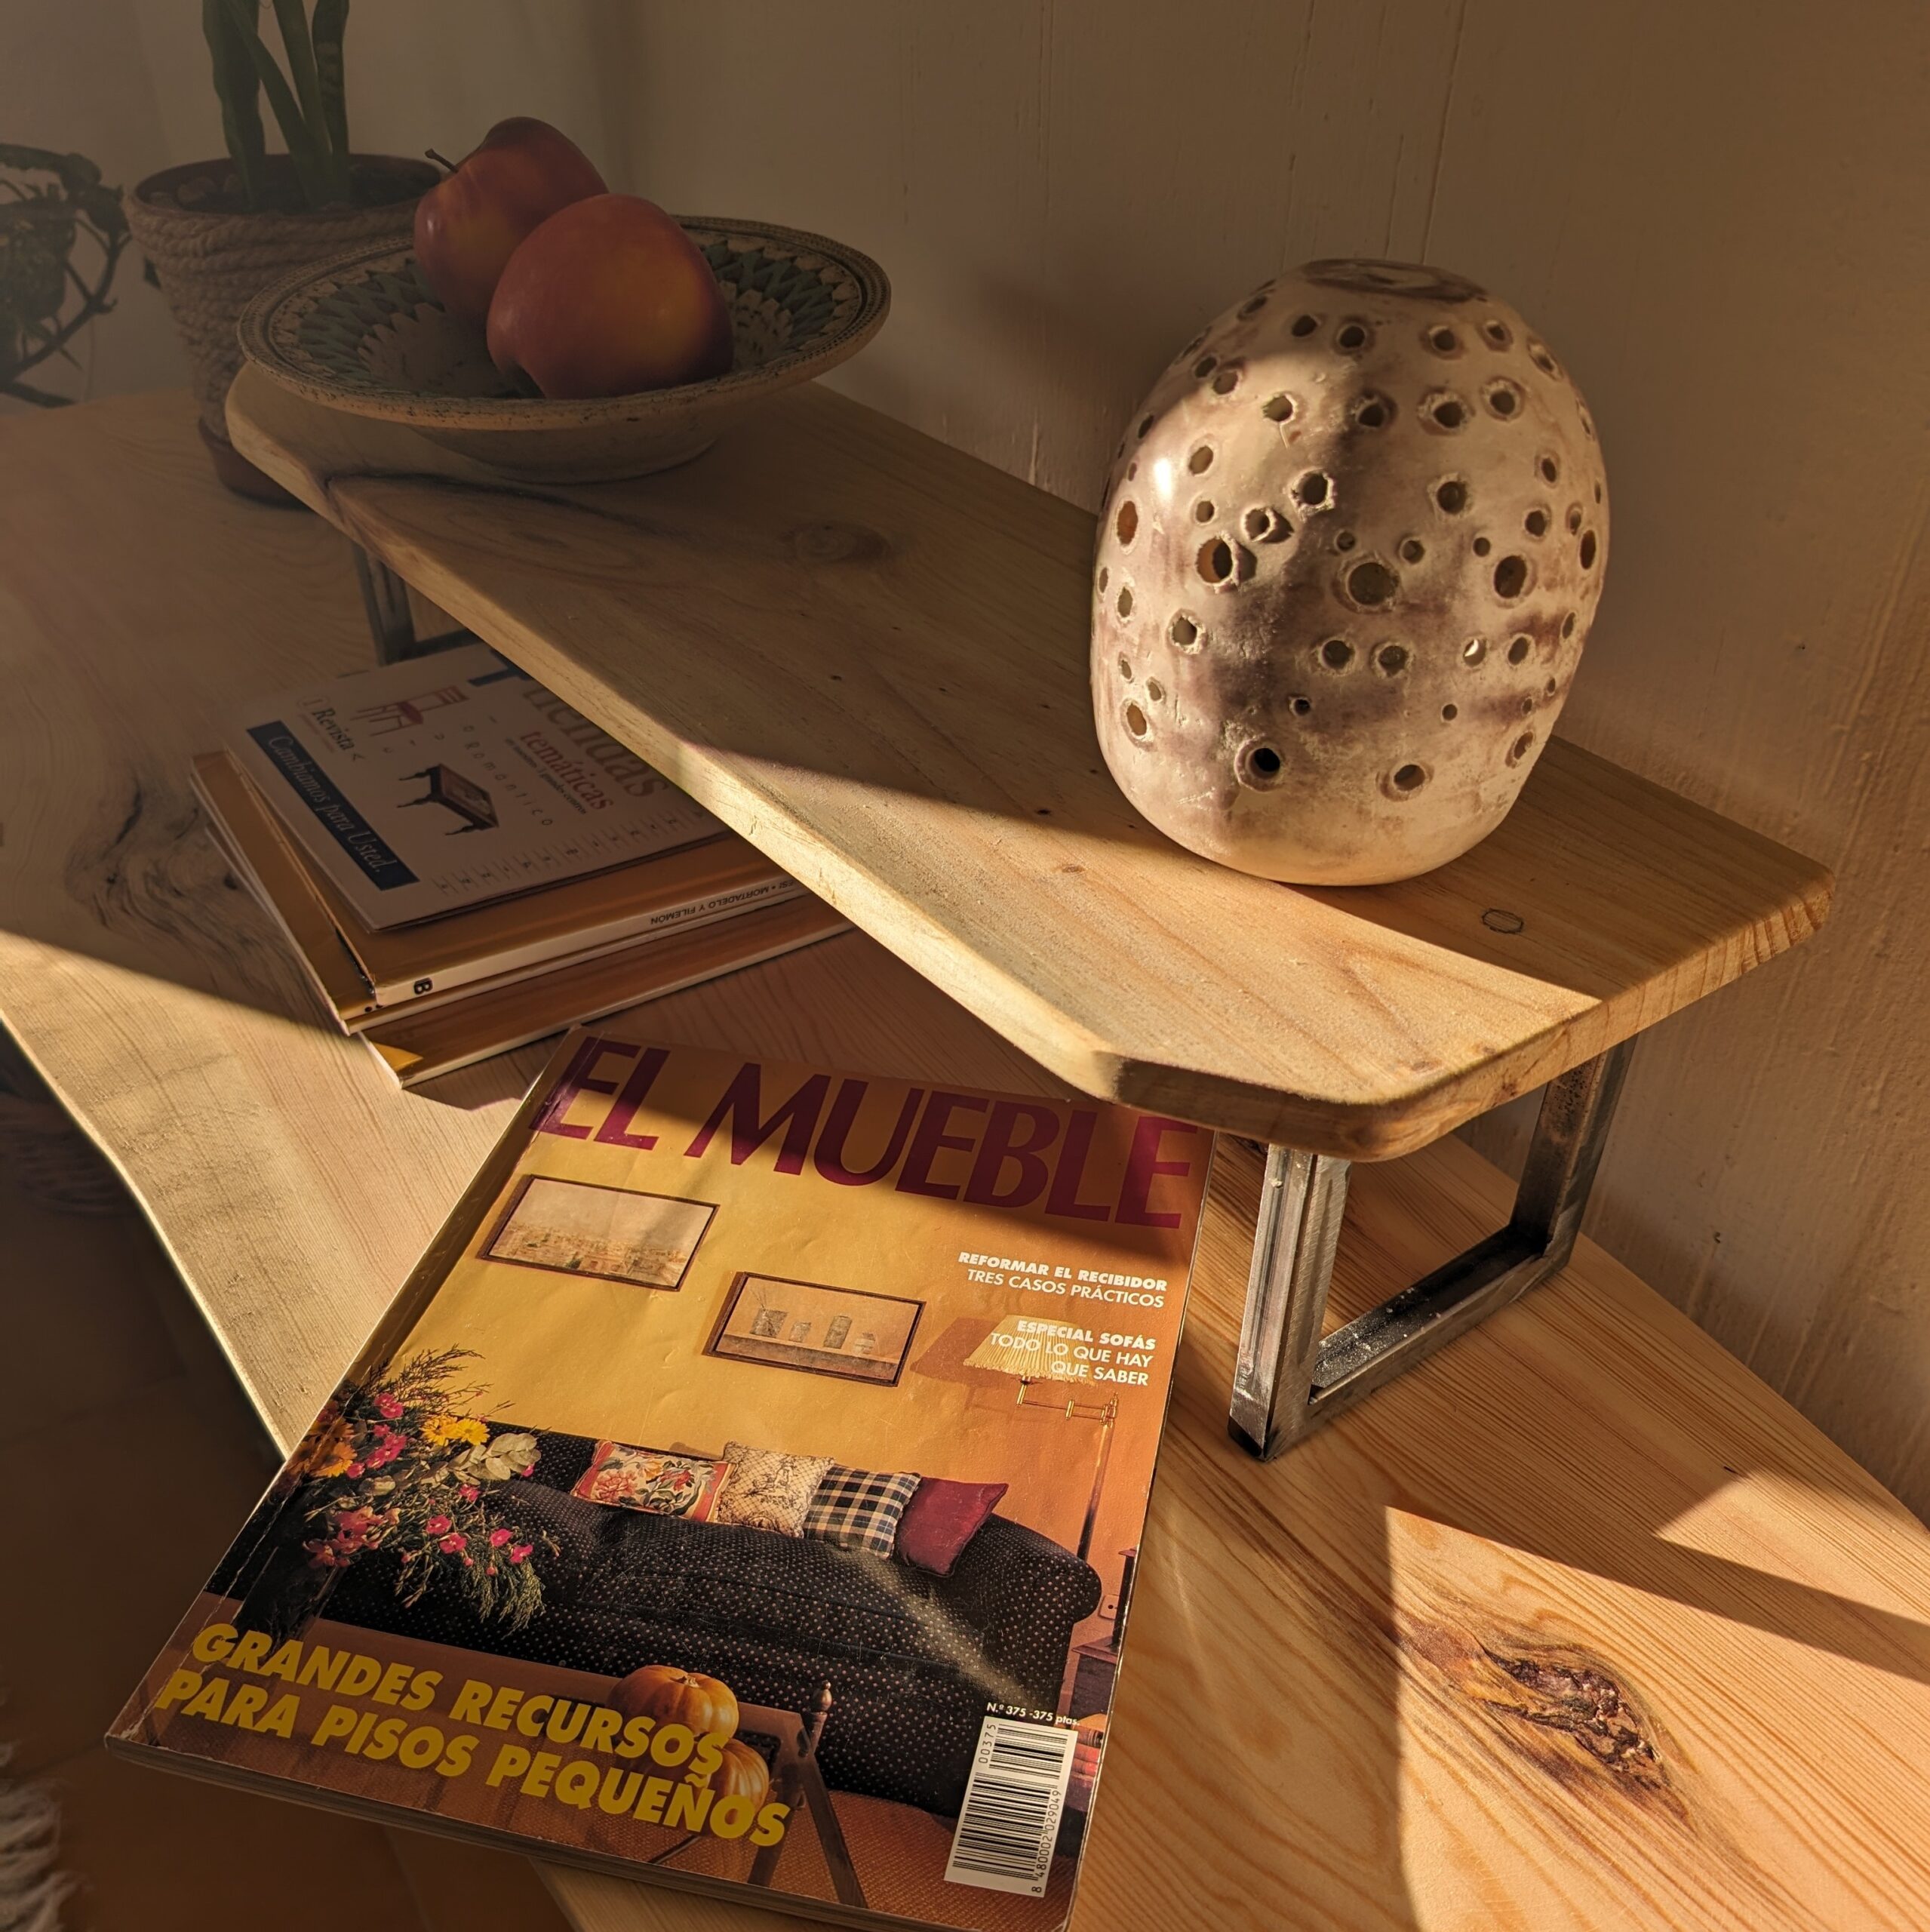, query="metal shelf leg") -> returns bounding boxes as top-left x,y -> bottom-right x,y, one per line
352,546 -> 475,664
1229,1038 -> 1635,1460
